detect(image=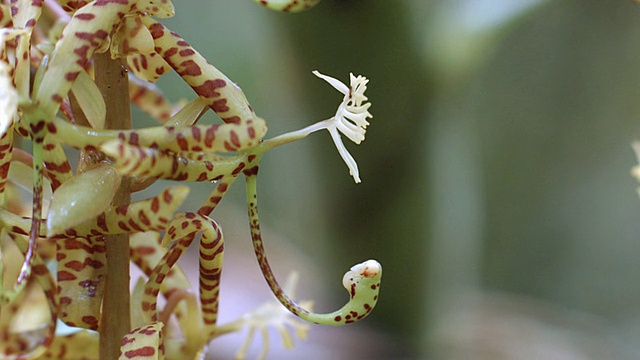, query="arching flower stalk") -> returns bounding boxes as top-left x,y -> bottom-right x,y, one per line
0,0 -> 382,359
